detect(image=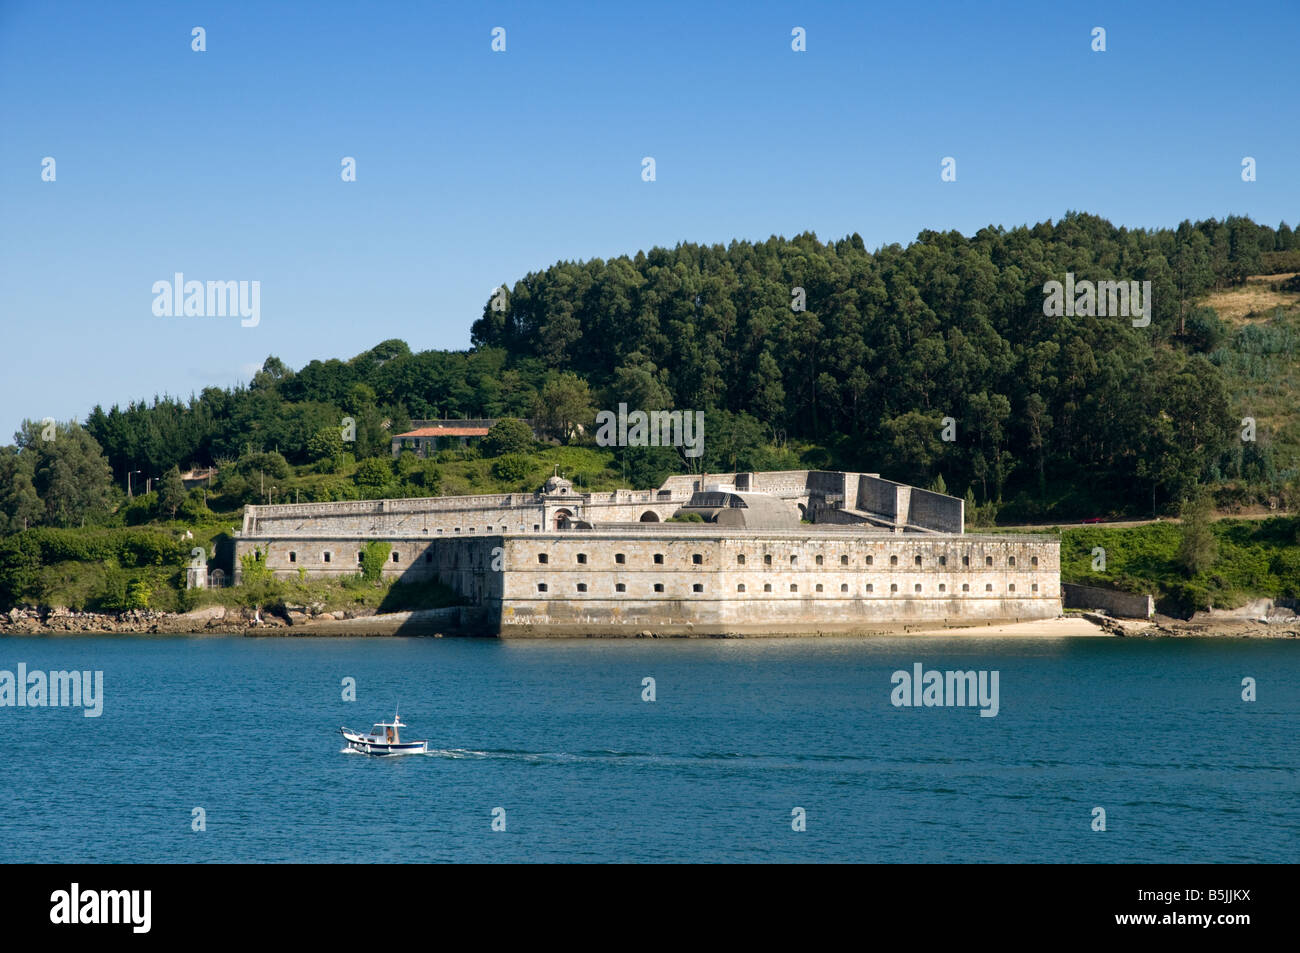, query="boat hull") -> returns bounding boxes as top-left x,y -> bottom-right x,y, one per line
340,729 -> 429,756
